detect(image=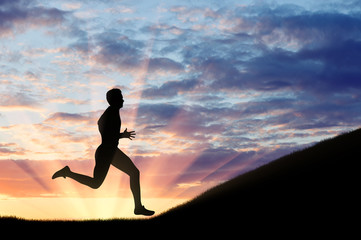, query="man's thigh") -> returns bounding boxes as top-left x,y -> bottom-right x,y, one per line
111,149 -> 138,175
